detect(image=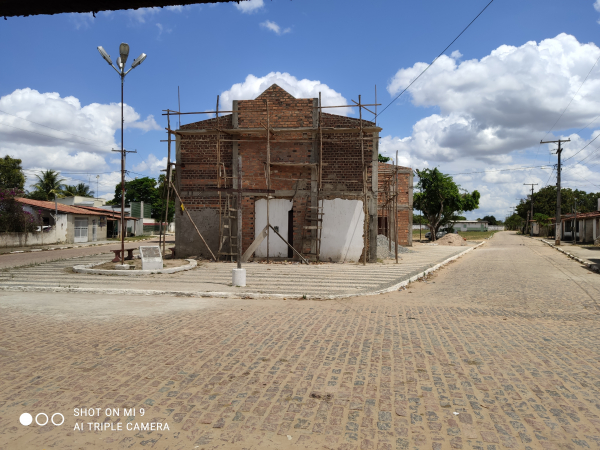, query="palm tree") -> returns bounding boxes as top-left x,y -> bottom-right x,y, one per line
63,183 -> 94,198
29,170 -> 66,201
